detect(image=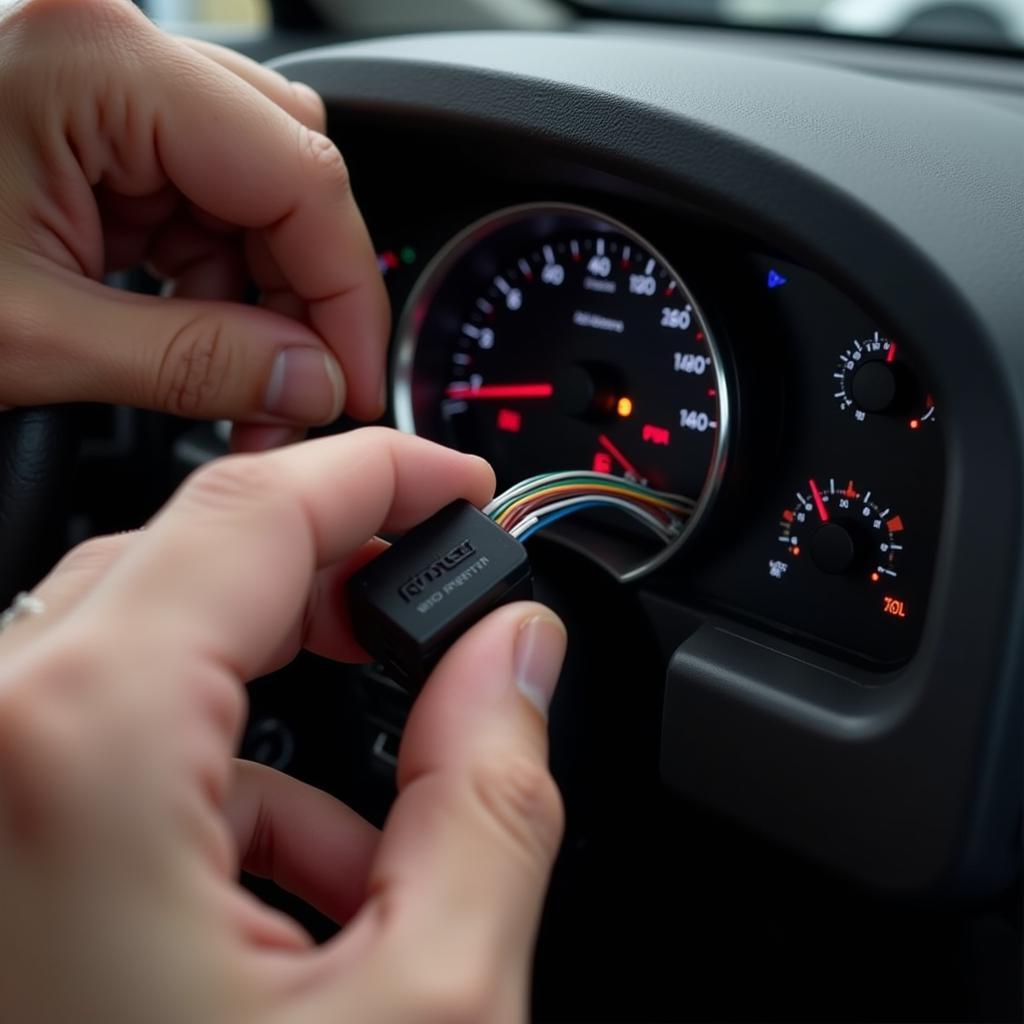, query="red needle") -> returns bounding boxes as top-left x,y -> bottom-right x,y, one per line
598,433 -> 642,480
886,343 -> 897,364
444,383 -> 554,400
809,478 -> 830,523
